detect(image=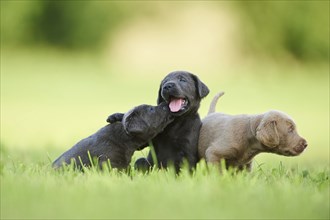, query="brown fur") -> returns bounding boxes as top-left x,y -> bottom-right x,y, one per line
198,92 -> 308,171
